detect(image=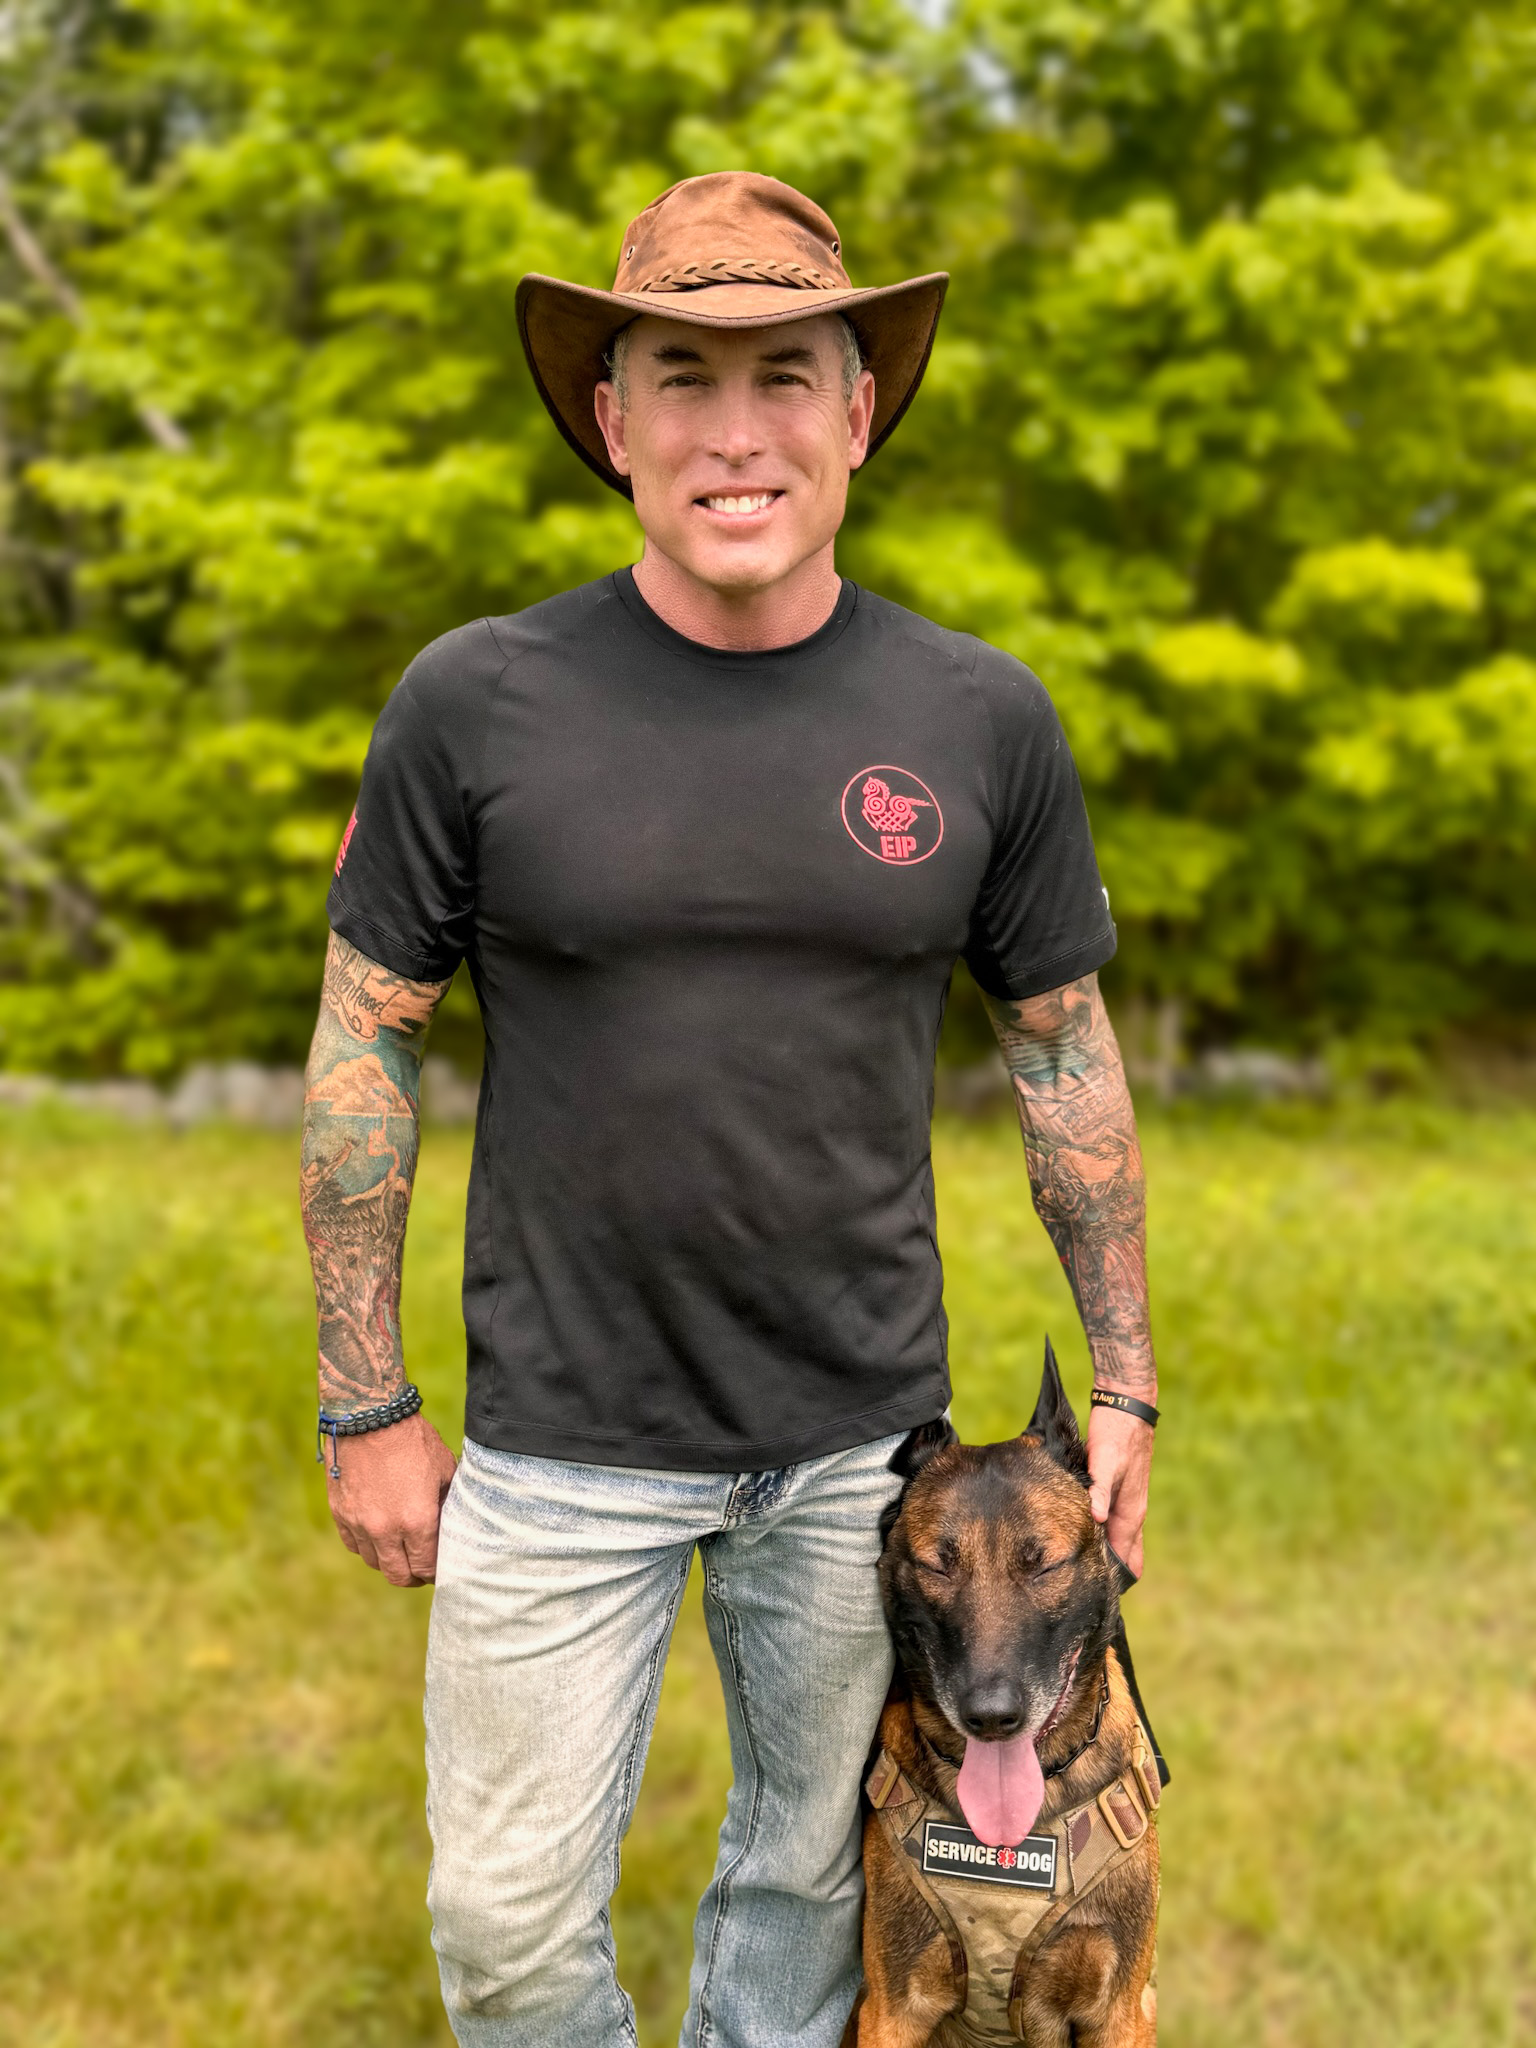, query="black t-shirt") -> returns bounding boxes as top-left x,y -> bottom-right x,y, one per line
328,569 -> 1114,1472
